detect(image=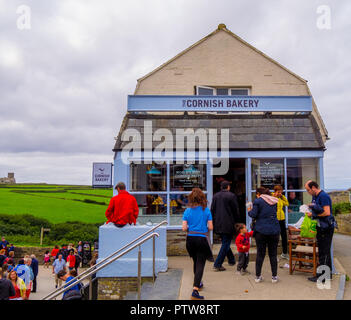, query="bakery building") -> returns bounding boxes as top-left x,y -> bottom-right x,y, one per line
112,24 -> 328,238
